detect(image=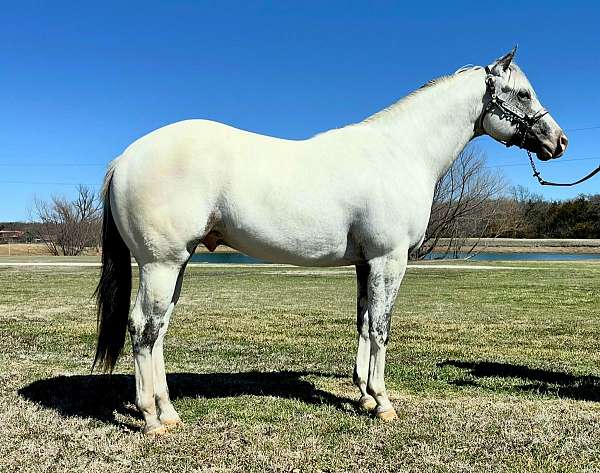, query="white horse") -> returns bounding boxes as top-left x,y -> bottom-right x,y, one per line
94,48 -> 568,434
